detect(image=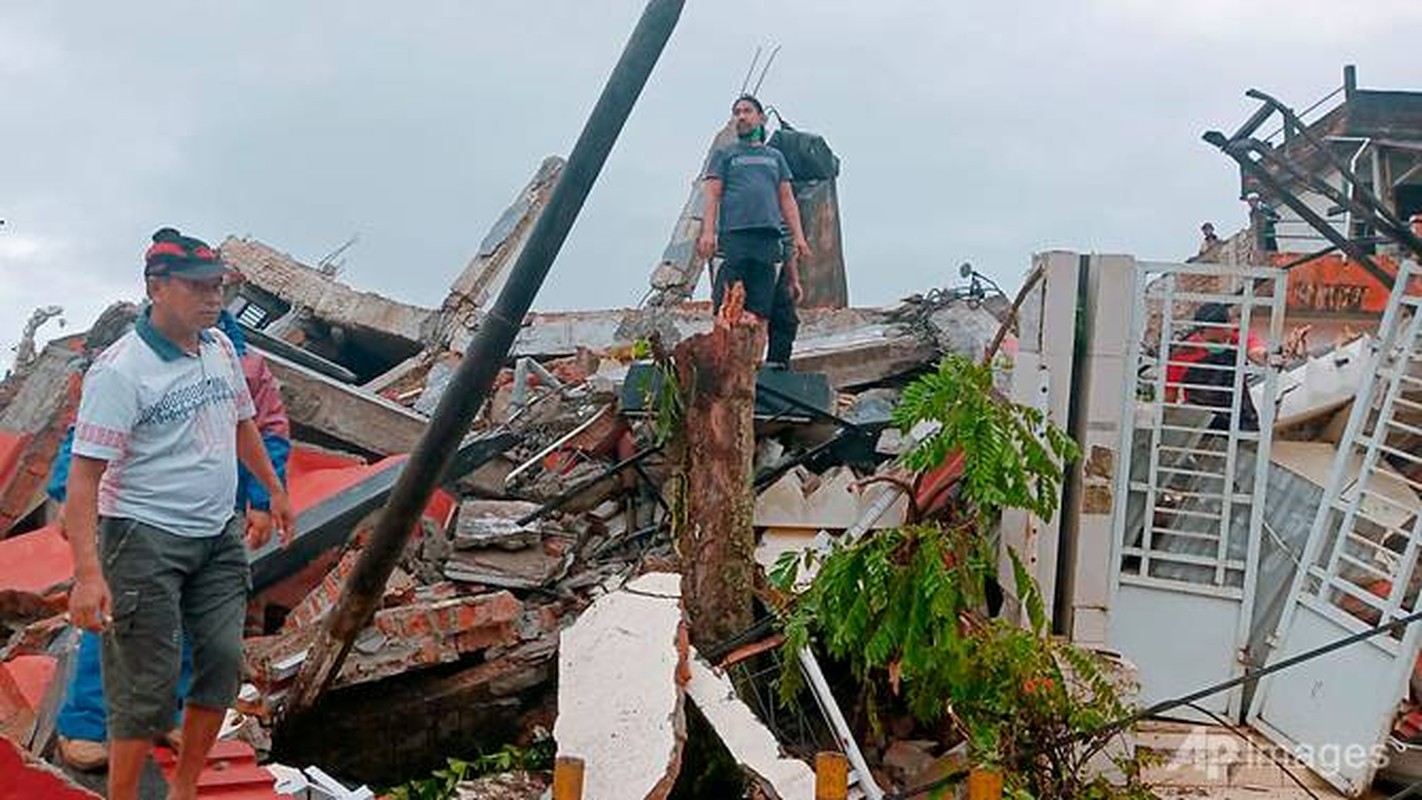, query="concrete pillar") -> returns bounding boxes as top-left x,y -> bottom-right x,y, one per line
1061,254 -> 1138,646
999,251 -> 1080,628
